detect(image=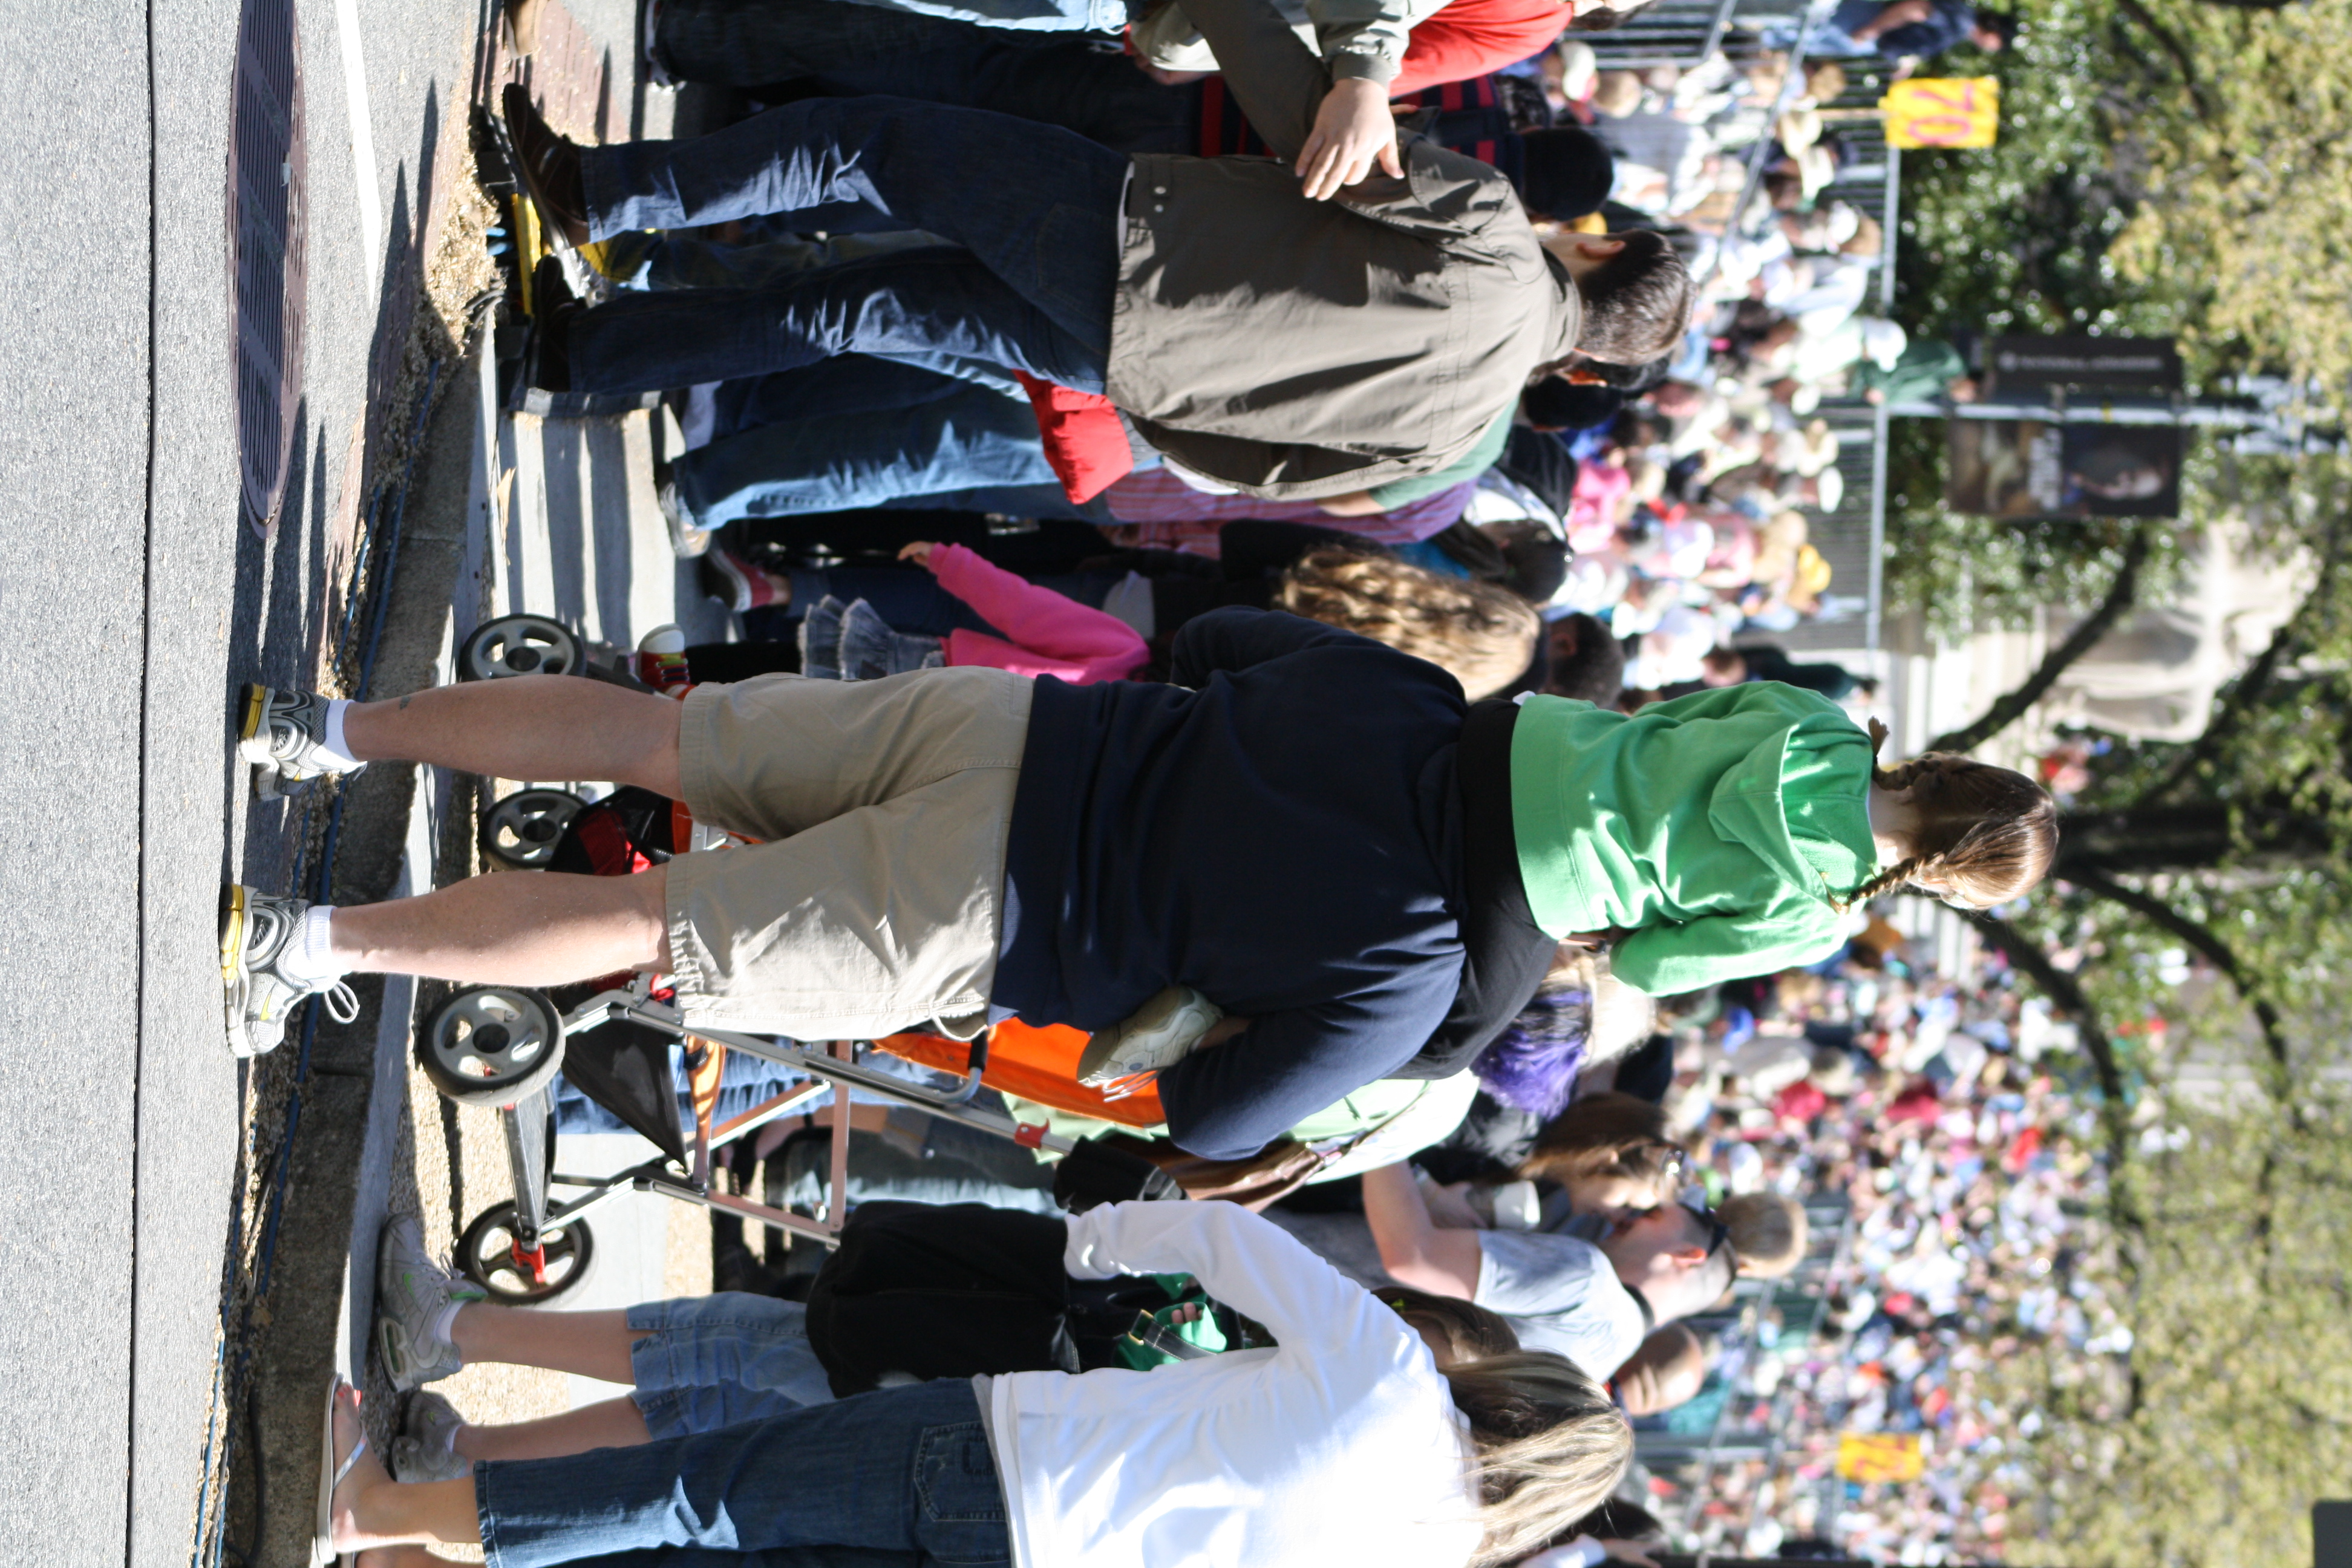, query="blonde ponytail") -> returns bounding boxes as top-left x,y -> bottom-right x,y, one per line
1445,1352 -> 1635,1566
